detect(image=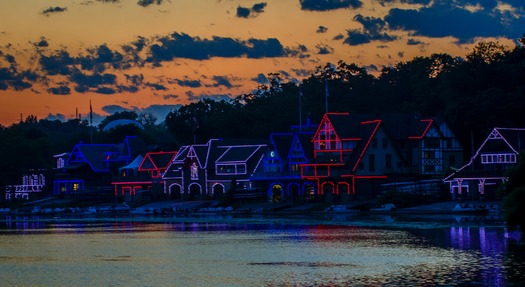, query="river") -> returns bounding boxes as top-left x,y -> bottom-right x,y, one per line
0,213 -> 523,286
